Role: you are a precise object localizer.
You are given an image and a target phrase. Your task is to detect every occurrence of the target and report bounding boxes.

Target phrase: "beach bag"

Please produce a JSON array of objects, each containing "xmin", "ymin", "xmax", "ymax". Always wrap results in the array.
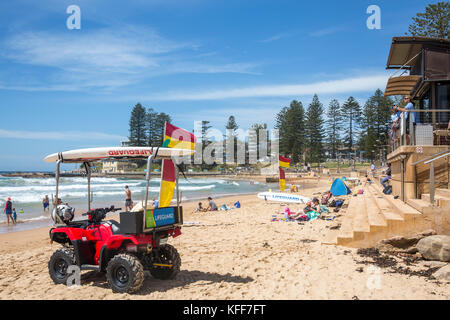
[
  {"xmin": 358, "ymin": 189, "xmax": 364, "ymax": 194},
  {"xmin": 335, "ymin": 200, "xmax": 344, "ymax": 207},
  {"xmin": 328, "ymin": 200, "xmax": 337, "ymax": 207},
  {"xmin": 383, "ymin": 185, "xmax": 392, "ymax": 195},
  {"xmin": 234, "ymin": 201, "xmax": 241, "ymax": 208}
]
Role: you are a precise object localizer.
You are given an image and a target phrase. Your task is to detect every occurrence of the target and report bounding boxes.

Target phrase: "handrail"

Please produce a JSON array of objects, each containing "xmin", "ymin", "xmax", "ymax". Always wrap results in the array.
[
  {"xmin": 399, "ymin": 109, "xmax": 450, "ymax": 112},
  {"xmin": 411, "ymin": 149, "xmax": 450, "ymax": 166},
  {"xmin": 412, "ymin": 150, "xmax": 450, "ymax": 205},
  {"xmin": 424, "ymin": 151, "xmax": 450, "ymax": 164}
]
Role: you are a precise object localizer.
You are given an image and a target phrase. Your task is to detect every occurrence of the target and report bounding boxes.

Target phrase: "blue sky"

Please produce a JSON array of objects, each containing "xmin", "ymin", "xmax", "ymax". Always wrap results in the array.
[{"xmin": 0, "ymin": 0, "xmax": 432, "ymax": 170}]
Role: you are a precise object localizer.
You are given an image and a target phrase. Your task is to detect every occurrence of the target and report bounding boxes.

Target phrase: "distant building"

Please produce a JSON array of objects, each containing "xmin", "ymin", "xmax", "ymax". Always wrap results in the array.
[
  {"xmin": 102, "ymin": 160, "xmax": 138, "ymax": 173},
  {"xmin": 121, "ymin": 140, "xmax": 131, "ymax": 147}
]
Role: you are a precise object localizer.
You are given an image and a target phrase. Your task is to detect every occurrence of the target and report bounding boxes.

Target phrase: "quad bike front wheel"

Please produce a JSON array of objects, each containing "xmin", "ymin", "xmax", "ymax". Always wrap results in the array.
[
  {"xmin": 48, "ymin": 247, "xmax": 76, "ymax": 285},
  {"xmin": 106, "ymin": 253, "xmax": 145, "ymax": 294},
  {"xmin": 147, "ymin": 244, "xmax": 181, "ymax": 280}
]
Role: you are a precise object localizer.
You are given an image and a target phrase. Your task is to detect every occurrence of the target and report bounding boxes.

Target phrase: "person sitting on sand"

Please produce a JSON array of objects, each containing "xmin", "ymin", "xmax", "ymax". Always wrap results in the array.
[{"xmin": 206, "ymin": 197, "xmax": 218, "ymax": 211}]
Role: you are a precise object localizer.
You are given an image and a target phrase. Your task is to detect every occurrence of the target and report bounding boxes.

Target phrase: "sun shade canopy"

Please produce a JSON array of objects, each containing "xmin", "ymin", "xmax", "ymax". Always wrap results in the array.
[
  {"xmin": 386, "ymin": 37, "xmax": 450, "ymax": 69},
  {"xmin": 384, "ymin": 75, "xmax": 422, "ymax": 97}
]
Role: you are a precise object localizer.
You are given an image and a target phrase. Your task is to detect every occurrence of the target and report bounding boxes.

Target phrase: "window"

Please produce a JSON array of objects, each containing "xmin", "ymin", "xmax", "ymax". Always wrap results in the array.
[{"xmin": 436, "ymin": 82, "xmax": 450, "ymax": 125}]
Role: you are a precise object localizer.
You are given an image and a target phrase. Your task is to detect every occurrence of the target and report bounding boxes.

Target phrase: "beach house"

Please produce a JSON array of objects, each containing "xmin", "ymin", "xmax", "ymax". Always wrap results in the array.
[
  {"xmin": 383, "ymin": 37, "xmax": 449, "ymax": 213},
  {"xmin": 324, "ymin": 37, "xmax": 449, "ymax": 247}
]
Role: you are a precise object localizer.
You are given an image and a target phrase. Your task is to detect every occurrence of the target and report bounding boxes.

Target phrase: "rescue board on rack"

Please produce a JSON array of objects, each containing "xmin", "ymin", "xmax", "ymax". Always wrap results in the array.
[{"xmin": 44, "ymin": 147, "xmax": 194, "ymax": 163}]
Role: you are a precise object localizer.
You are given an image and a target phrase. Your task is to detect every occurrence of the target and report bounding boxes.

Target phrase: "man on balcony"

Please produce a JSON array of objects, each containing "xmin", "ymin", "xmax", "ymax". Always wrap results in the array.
[{"xmin": 395, "ymin": 96, "xmax": 419, "ymax": 145}]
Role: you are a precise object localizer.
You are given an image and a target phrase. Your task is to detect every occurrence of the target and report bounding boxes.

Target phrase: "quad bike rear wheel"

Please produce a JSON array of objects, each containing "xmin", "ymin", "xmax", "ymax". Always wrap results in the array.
[
  {"xmin": 106, "ymin": 253, "xmax": 144, "ymax": 293},
  {"xmin": 48, "ymin": 247, "xmax": 76, "ymax": 285},
  {"xmin": 147, "ymin": 244, "xmax": 181, "ymax": 280}
]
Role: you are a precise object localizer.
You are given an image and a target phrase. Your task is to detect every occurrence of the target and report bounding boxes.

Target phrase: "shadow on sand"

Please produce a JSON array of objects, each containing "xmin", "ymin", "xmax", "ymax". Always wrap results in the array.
[{"xmin": 79, "ymin": 269, "xmax": 254, "ymax": 295}]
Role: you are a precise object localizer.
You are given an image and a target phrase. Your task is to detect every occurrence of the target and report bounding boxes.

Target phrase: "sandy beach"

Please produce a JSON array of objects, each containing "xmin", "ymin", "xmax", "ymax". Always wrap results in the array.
[{"xmin": 0, "ymin": 181, "xmax": 448, "ymax": 300}]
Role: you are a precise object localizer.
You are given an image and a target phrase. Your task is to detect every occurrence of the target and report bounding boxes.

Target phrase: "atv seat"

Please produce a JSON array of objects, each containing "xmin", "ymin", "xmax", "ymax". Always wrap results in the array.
[
  {"xmin": 105, "ymin": 220, "xmax": 121, "ymax": 235},
  {"xmin": 66, "ymin": 220, "xmax": 90, "ymax": 229}
]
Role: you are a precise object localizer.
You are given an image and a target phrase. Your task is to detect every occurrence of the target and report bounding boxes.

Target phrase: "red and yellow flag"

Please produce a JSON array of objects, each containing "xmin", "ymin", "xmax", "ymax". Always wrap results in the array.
[
  {"xmin": 162, "ymin": 122, "xmax": 196, "ymax": 150},
  {"xmin": 159, "ymin": 159, "xmax": 175, "ymax": 208},
  {"xmin": 279, "ymin": 167, "xmax": 286, "ymax": 191},
  {"xmin": 279, "ymin": 155, "xmax": 291, "ymax": 168}
]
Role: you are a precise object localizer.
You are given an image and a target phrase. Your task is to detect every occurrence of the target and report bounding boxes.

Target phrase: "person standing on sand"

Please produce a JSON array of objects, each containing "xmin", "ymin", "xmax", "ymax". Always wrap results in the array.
[
  {"xmin": 42, "ymin": 195, "xmax": 49, "ymax": 212},
  {"xmin": 3, "ymin": 197, "xmax": 14, "ymax": 224},
  {"xmin": 125, "ymin": 186, "xmax": 133, "ymax": 211}
]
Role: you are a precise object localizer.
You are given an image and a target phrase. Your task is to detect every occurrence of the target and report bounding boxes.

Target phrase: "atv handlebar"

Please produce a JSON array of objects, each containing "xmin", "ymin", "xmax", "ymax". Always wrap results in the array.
[{"xmin": 82, "ymin": 205, "xmax": 122, "ymax": 216}]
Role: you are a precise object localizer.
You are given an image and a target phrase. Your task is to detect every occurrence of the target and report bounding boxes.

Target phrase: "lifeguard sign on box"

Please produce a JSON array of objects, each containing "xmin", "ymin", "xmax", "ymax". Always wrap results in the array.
[
  {"xmin": 120, "ymin": 206, "xmax": 183, "ymax": 234},
  {"xmin": 146, "ymin": 207, "xmax": 175, "ymax": 228},
  {"xmin": 145, "ymin": 206, "xmax": 183, "ymax": 230}
]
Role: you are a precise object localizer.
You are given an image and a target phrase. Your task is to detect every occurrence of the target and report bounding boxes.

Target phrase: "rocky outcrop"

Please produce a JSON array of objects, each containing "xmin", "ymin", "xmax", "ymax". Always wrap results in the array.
[
  {"xmin": 432, "ymin": 264, "xmax": 450, "ymax": 281},
  {"xmin": 416, "ymin": 235, "xmax": 450, "ymax": 262},
  {"xmin": 375, "ymin": 230, "xmax": 437, "ymax": 253}
]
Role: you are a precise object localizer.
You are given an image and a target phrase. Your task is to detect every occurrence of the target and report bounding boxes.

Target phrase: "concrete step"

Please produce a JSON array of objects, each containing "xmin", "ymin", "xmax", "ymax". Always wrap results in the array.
[
  {"xmin": 436, "ymin": 188, "xmax": 450, "ymax": 198},
  {"xmin": 406, "ymin": 198, "xmax": 430, "ymax": 214},
  {"xmin": 421, "ymin": 193, "xmax": 450, "ymax": 207},
  {"xmin": 365, "ymin": 193, "xmax": 388, "ymax": 230},
  {"xmin": 336, "ymin": 198, "xmax": 356, "ymax": 245},
  {"xmin": 352, "ymin": 196, "xmax": 370, "ymax": 241},
  {"xmin": 367, "ymin": 184, "xmax": 418, "ymax": 218},
  {"xmin": 380, "ymin": 194, "xmax": 422, "ymax": 219},
  {"xmin": 368, "ymin": 186, "xmax": 404, "ymax": 221}
]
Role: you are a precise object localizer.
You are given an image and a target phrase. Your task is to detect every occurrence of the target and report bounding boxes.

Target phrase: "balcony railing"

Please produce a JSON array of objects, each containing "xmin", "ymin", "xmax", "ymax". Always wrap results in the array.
[{"xmin": 390, "ymin": 109, "xmax": 450, "ymax": 151}]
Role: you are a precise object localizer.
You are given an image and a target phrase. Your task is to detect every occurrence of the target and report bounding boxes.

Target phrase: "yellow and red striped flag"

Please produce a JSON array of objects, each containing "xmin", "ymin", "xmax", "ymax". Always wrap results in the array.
[
  {"xmin": 162, "ymin": 122, "xmax": 196, "ymax": 150},
  {"xmin": 159, "ymin": 159, "xmax": 175, "ymax": 208},
  {"xmin": 279, "ymin": 167, "xmax": 286, "ymax": 191},
  {"xmin": 279, "ymin": 155, "xmax": 291, "ymax": 168}
]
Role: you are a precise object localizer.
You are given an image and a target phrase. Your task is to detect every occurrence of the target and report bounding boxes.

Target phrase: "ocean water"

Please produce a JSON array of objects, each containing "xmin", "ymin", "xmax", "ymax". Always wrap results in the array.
[{"xmin": 0, "ymin": 175, "xmax": 270, "ymax": 234}]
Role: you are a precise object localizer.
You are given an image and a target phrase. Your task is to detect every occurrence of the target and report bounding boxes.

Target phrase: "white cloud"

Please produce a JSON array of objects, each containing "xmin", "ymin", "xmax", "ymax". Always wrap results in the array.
[
  {"xmin": 0, "ymin": 26, "xmax": 260, "ymax": 91},
  {"xmin": 0, "ymin": 129, "xmax": 126, "ymax": 141},
  {"xmin": 259, "ymin": 32, "xmax": 291, "ymax": 43},
  {"xmin": 143, "ymin": 74, "xmax": 389, "ymax": 101},
  {"xmin": 309, "ymin": 26, "xmax": 346, "ymax": 37}
]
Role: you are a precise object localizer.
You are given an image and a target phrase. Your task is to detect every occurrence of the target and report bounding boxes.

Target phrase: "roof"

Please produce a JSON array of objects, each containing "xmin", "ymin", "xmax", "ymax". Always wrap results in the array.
[
  {"xmin": 386, "ymin": 37, "xmax": 450, "ymax": 69},
  {"xmin": 384, "ymin": 75, "xmax": 422, "ymax": 97}
]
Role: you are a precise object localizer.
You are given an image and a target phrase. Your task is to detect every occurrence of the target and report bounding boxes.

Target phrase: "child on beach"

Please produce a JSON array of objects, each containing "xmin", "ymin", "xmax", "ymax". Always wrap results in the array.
[
  {"xmin": 12, "ymin": 208, "xmax": 17, "ymax": 223},
  {"xmin": 195, "ymin": 202, "xmax": 206, "ymax": 212}
]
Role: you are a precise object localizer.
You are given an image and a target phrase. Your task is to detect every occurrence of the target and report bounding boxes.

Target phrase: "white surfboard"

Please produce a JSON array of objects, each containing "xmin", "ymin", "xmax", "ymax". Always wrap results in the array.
[
  {"xmin": 44, "ymin": 147, "xmax": 194, "ymax": 163},
  {"xmin": 257, "ymin": 192, "xmax": 310, "ymax": 204}
]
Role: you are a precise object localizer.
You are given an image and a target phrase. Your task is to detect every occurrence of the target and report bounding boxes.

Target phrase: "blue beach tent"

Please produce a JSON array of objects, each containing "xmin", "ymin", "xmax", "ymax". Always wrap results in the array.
[{"xmin": 330, "ymin": 178, "xmax": 351, "ymax": 196}]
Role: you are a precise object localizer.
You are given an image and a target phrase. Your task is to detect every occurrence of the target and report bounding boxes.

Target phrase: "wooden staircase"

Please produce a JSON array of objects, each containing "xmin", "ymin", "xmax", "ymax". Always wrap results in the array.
[{"xmin": 322, "ymin": 182, "xmax": 428, "ymax": 248}]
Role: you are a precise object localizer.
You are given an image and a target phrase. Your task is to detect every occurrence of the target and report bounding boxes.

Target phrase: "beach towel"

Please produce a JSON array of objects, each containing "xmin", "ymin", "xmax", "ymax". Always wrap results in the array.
[
  {"xmin": 306, "ymin": 210, "xmax": 320, "ymax": 221},
  {"xmin": 319, "ymin": 205, "xmax": 329, "ymax": 213}
]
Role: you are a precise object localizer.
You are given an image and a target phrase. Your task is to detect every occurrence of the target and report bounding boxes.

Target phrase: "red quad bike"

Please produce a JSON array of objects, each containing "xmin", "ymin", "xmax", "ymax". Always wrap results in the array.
[{"xmin": 45, "ymin": 147, "xmax": 187, "ymax": 293}]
